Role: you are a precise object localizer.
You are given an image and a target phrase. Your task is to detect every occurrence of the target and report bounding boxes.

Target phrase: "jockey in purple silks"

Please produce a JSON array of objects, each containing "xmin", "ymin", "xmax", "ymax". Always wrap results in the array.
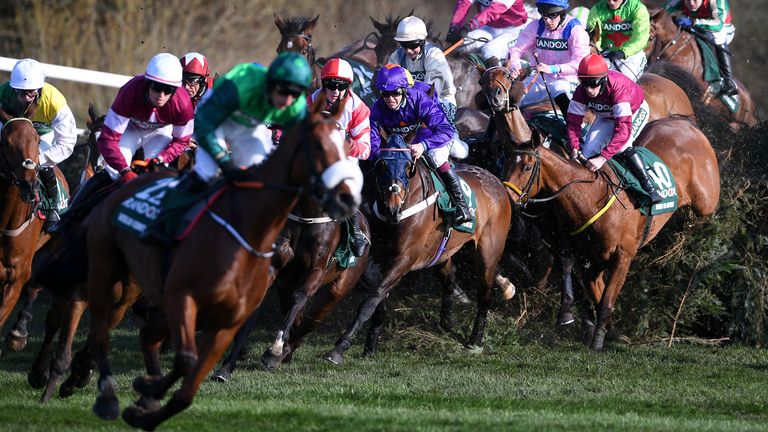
[{"xmin": 369, "ymin": 65, "xmax": 473, "ymax": 224}]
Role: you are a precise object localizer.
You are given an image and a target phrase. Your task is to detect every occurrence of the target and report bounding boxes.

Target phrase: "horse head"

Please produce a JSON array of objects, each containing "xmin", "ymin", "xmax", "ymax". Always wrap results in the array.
[
  {"xmin": 275, "ymin": 14, "xmax": 319, "ymax": 62},
  {"xmin": 477, "ymin": 64, "xmax": 533, "ymax": 145},
  {"xmin": 284, "ymin": 91, "xmax": 362, "ymax": 221},
  {"xmin": 374, "ymin": 128, "xmax": 418, "ymax": 223},
  {"xmin": 0, "ymin": 108, "xmax": 40, "ymax": 203},
  {"xmin": 646, "ymin": 8, "xmax": 678, "ymax": 61}
]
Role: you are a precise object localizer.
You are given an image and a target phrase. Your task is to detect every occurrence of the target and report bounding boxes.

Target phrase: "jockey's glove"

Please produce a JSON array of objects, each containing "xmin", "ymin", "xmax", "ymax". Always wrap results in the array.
[
  {"xmin": 119, "ymin": 170, "xmax": 138, "ymax": 184},
  {"xmin": 674, "ymin": 16, "xmax": 692, "ymax": 29},
  {"xmin": 446, "ymin": 25, "xmax": 469, "ymax": 45},
  {"xmin": 606, "ymin": 50, "xmax": 626, "ymax": 63}
]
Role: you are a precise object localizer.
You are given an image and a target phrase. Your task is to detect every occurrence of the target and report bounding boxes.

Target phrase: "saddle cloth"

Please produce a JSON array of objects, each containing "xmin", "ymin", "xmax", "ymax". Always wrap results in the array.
[{"xmin": 607, "ymin": 147, "xmax": 679, "ymax": 215}]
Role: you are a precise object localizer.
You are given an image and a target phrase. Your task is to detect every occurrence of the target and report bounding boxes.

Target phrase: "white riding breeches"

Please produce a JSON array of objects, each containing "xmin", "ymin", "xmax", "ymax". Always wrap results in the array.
[
  {"xmin": 607, "ymin": 50, "xmax": 647, "ymax": 82},
  {"xmin": 101, "ymin": 123, "xmax": 173, "ymax": 180},
  {"xmin": 193, "ymin": 118, "xmax": 274, "ymax": 181},
  {"xmin": 581, "ymin": 100, "xmax": 650, "ymax": 158}
]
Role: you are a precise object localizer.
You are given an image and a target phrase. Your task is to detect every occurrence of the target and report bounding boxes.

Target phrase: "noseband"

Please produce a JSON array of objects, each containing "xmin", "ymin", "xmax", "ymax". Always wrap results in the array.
[{"xmin": 482, "ymin": 66, "xmax": 518, "ymax": 113}]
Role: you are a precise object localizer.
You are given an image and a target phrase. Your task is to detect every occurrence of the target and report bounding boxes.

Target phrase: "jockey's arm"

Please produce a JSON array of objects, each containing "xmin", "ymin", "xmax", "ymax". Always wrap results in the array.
[
  {"xmin": 346, "ymin": 103, "xmax": 371, "ymax": 160},
  {"xmin": 157, "ymin": 121, "xmax": 194, "ymax": 164},
  {"xmin": 692, "ymin": 0, "xmax": 729, "ymax": 31},
  {"xmin": 621, "ymin": 5, "xmax": 651, "ymax": 57},
  {"xmin": 449, "ymin": 0, "xmax": 473, "ymax": 29},
  {"xmin": 419, "ymin": 95, "xmax": 454, "ymax": 151},
  {"xmin": 601, "ymin": 104, "xmax": 634, "ymax": 160},
  {"xmin": 194, "ymin": 80, "xmax": 240, "ymax": 165},
  {"xmin": 45, "ymin": 104, "xmax": 77, "ymax": 166},
  {"xmin": 565, "ymin": 99, "xmax": 586, "ymax": 152}
]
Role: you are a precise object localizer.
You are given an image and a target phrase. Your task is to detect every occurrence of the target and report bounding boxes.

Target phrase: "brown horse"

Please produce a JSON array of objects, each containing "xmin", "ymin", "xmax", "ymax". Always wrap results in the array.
[
  {"xmin": 275, "ymin": 14, "xmax": 321, "ymax": 90},
  {"xmin": 322, "ymin": 130, "xmax": 515, "ymax": 365},
  {"xmin": 76, "ymin": 94, "xmax": 361, "ymax": 429},
  {"xmin": 502, "ymin": 112, "xmax": 720, "ymax": 349},
  {"xmin": 210, "ymin": 201, "xmax": 372, "ymax": 380},
  {"xmin": 646, "ymin": 7, "xmax": 758, "ymax": 128}
]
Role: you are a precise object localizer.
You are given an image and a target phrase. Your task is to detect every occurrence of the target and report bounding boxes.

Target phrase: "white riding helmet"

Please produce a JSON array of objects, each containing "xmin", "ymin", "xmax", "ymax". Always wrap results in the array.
[
  {"xmin": 394, "ymin": 16, "xmax": 428, "ymax": 42},
  {"xmin": 144, "ymin": 53, "xmax": 183, "ymax": 87},
  {"xmin": 10, "ymin": 58, "xmax": 46, "ymax": 90}
]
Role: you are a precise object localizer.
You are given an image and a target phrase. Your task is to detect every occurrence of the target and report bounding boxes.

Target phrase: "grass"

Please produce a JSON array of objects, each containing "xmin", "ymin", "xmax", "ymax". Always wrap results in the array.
[{"xmin": 1, "ymin": 295, "xmax": 767, "ymax": 432}]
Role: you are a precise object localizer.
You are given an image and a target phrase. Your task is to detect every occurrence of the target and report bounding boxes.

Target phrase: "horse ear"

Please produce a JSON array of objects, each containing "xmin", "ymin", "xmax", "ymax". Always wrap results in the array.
[
  {"xmin": 378, "ymin": 125, "xmax": 389, "ymax": 142},
  {"xmin": 0, "ymin": 108, "xmax": 11, "ymax": 124},
  {"xmin": 376, "ymin": 159, "xmax": 388, "ymax": 175},
  {"xmin": 88, "ymin": 103, "xmax": 98, "ymax": 126},
  {"xmin": 371, "ymin": 17, "xmax": 387, "ymax": 34},
  {"xmin": 310, "ymin": 91, "xmax": 327, "ymax": 117},
  {"xmin": 405, "ymin": 161, "xmax": 415, "ymax": 177},
  {"xmin": 274, "ymin": 13, "xmax": 286, "ymax": 33},
  {"xmin": 305, "ymin": 14, "xmax": 320, "ymax": 34},
  {"xmin": 404, "ymin": 128, "xmax": 418, "ymax": 144}
]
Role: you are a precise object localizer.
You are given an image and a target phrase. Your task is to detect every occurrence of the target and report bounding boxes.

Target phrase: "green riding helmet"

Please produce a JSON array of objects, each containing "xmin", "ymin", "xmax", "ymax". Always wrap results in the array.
[{"xmin": 268, "ymin": 52, "xmax": 313, "ymax": 89}]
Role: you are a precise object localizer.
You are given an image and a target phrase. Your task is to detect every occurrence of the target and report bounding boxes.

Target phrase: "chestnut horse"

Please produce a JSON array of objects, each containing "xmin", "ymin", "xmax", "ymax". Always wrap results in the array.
[
  {"xmin": 77, "ymin": 94, "xmax": 361, "ymax": 430},
  {"xmin": 322, "ymin": 131, "xmax": 515, "ymax": 365},
  {"xmin": 210, "ymin": 202, "xmax": 372, "ymax": 380},
  {"xmin": 502, "ymin": 111, "xmax": 720, "ymax": 349},
  {"xmin": 0, "ymin": 112, "xmax": 69, "ymax": 356},
  {"xmin": 646, "ymin": 7, "xmax": 758, "ymax": 128}
]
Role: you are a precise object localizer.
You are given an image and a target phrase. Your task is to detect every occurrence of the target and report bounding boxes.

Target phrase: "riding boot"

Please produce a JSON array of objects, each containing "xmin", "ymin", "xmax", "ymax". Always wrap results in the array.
[
  {"xmin": 38, "ymin": 166, "xmax": 60, "ymax": 232},
  {"xmin": 439, "ymin": 166, "xmax": 474, "ymax": 224},
  {"xmin": 349, "ymin": 212, "xmax": 369, "ymax": 257},
  {"xmin": 49, "ymin": 170, "xmax": 113, "ymax": 234},
  {"xmin": 616, "ymin": 147, "xmax": 663, "ymax": 204},
  {"xmin": 715, "ymin": 44, "xmax": 738, "ymax": 96},
  {"xmin": 554, "ymin": 93, "xmax": 570, "ymax": 118}
]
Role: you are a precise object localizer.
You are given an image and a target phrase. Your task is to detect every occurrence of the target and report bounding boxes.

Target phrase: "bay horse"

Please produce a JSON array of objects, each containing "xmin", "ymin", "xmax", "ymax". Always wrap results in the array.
[
  {"xmin": 78, "ymin": 93, "xmax": 362, "ymax": 430},
  {"xmin": 322, "ymin": 130, "xmax": 515, "ymax": 365},
  {"xmin": 275, "ymin": 14, "xmax": 321, "ymax": 90},
  {"xmin": 210, "ymin": 201, "xmax": 371, "ymax": 380},
  {"xmin": 499, "ymin": 105, "xmax": 720, "ymax": 349},
  {"xmin": 646, "ymin": 7, "xmax": 758, "ymax": 128}
]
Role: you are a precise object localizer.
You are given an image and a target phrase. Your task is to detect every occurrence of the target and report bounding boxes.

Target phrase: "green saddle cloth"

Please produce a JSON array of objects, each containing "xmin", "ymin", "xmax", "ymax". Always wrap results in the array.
[
  {"xmin": 529, "ymin": 112, "xmax": 570, "ymax": 149},
  {"xmin": 607, "ymin": 147, "xmax": 678, "ymax": 216},
  {"xmin": 39, "ymin": 177, "xmax": 70, "ymax": 215},
  {"xmin": 331, "ymin": 219, "xmax": 358, "ymax": 270},
  {"xmin": 111, "ymin": 177, "xmax": 213, "ymax": 238},
  {"xmin": 429, "ymin": 170, "xmax": 478, "ymax": 234}
]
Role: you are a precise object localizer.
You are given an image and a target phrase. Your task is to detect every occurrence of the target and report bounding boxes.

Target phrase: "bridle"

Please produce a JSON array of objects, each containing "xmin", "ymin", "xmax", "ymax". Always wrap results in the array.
[
  {"xmin": 647, "ymin": 22, "xmax": 695, "ymax": 64},
  {"xmin": 481, "ymin": 66, "xmax": 517, "ymax": 113},
  {"xmin": 0, "ymin": 117, "xmax": 39, "ymax": 191}
]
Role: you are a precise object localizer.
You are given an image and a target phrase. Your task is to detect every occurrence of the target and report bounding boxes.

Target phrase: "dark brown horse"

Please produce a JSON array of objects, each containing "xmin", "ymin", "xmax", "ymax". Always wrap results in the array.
[
  {"xmin": 77, "ymin": 93, "xmax": 361, "ymax": 430},
  {"xmin": 275, "ymin": 14, "xmax": 321, "ymax": 90},
  {"xmin": 322, "ymin": 130, "xmax": 514, "ymax": 365},
  {"xmin": 646, "ymin": 7, "xmax": 758, "ymax": 128},
  {"xmin": 210, "ymin": 201, "xmax": 372, "ymax": 380},
  {"xmin": 502, "ymin": 113, "xmax": 720, "ymax": 349}
]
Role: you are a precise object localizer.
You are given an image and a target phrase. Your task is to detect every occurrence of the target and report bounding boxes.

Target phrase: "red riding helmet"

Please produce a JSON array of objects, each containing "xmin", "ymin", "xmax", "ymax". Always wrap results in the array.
[
  {"xmin": 577, "ymin": 54, "xmax": 609, "ymax": 79},
  {"xmin": 180, "ymin": 52, "xmax": 210, "ymax": 78},
  {"xmin": 321, "ymin": 58, "xmax": 354, "ymax": 83}
]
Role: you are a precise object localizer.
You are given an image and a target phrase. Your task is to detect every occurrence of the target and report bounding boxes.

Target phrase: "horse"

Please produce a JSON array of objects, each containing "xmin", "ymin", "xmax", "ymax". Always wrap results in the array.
[
  {"xmin": 646, "ymin": 7, "xmax": 758, "ymax": 128},
  {"xmin": 71, "ymin": 93, "xmax": 361, "ymax": 430},
  {"xmin": 275, "ymin": 14, "xmax": 321, "ymax": 90},
  {"xmin": 0, "ymin": 109, "xmax": 70, "ymax": 357},
  {"xmin": 210, "ymin": 201, "xmax": 372, "ymax": 380},
  {"xmin": 492, "ymin": 71, "xmax": 721, "ymax": 349},
  {"xmin": 322, "ymin": 130, "xmax": 515, "ymax": 365}
]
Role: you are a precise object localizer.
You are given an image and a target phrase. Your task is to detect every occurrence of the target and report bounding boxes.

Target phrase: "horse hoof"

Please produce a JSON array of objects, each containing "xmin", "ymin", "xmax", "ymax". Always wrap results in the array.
[
  {"xmin": 558, "ymin": 312, "xmax": 575, "ymax": 326},
  {"xmin": 260, "ymin": 350, "xmax": 282, "ymax": 370},
  {"xmin": 5, "ymin": 332, "xmax": 28, "ymax": 352},
  {"xmin": 93, "ymin": 394, "xmax": 120, "ymax": 420},
  {"xmin": 322, "ymin": 350, "xmax": 344, "ymax": 365},
  {"xmin": 210, "ymin": 368, "xmax": 232, "ymax": 383},
  {"xmin": 123, "ymin": 405, "xmax": 156, "ymax": 431},
  {"xmin": 591, "ymin": 328, "xmax": 607, "ymax": 351},
  {"xmin": 73, "ymin": 370, "xmax": 93, "ymax": 389},
  {"xmin": 27, "ymin": 370, "xmax": 49, "ymax": 390}
]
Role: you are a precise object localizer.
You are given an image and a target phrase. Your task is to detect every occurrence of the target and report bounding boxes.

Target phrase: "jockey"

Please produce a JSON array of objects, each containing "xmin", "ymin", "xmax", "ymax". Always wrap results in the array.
[
  {"xmin": 309, "ymin": 58, "xmax": 371, "ymax": 256},
  {"xmin": 188, "ymin": 51, "xmax": 312, "ymax": 187},
  {"xmin": 586, "ymin": 0, "xmax": 650, "ymax": 82},
  {"xmin": 507, "ymin": 0, "xmax": 590, "ymax": 116},
  {"xmin": 665, "ymin": 0, "xmax": 737, "ymax": 96},
  {"xmin": 369, "ymin": 65, "xmax": 473, "ymax": 224},
  {"xmin": 180, "ymin": 52, "xmax": 213, "ymax": 108},
  {"xmin": 446, "ymin": 0, "xmax": 530, "ymax": 66},
  {"xmin": 387, "ymin": 17, "xmax": 469, "ymax": 159},
  {"xmin": 97, "ymin": 52, "xmax": 194, "ymax": 183},
  {"xmin": 566, "ymin": 54, "xmax": 662, "ymax": 203},
  {"xmin": 0, "ymin": 58, "xmax": 77, "ymax": 231}
]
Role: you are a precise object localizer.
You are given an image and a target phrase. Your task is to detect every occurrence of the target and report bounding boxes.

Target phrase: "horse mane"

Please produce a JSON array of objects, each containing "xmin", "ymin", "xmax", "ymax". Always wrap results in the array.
[{"xmin": 0, "ymin": 101, "xmax": 38, "ymax": 124}]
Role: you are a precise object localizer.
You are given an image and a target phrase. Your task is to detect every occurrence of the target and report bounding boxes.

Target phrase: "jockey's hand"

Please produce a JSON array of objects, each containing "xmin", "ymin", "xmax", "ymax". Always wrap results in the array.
[
  {"xmin": 675, "ymin": 16, "xmax": 693, "ymax": 29},
  {"xmin": 535, "ymin": 63, "xmax": 554, "ymax": 75},
  {"xmin": 409, "ymin": 142, "xmax": 426, "ymax": 160},
  {"xmin": 446, "ymin": 25, "xmax": 468, "ymax": 45},
  {"xmin": 508, "ymin": 66, "xmax": 521, "ymax": 79},
  {"xmin": 220, "ymin": 160, "xmax": 249, "ymax": 182},
  {"xmin": 570, "ymin": 148, "xmax": 580, "ymax": 162},
  {"xmin": 606, "ymin": 50, "xmax": 625, "ymax": 63},
  {"xmin": 119, "ymin": 170, "xmax": 138, "ymax": 184},
  {"xmin": 145, "ymin": 157, "xmax": 167, "ymax": 169},
  {"xmin": 586, "ymin": 155, "xmax": 607, "ymax": 172}
]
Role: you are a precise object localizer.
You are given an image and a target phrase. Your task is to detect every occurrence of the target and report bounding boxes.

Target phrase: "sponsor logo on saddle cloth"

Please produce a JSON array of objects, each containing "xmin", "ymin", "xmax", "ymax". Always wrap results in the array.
[
  {"xmin": 608, "ymin": 147, "xmax": 679, "ymax": 215},
  {"xmin": 430, "ymin": 170, "xmax": 477, "ymax": 233},
  {"xmin": 111, "ymin": 177, "xmax": 177, "ymax": 235}
]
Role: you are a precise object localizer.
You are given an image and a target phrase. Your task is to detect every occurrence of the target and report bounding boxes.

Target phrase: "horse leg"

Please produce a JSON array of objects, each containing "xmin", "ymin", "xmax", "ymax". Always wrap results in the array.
[
  {"xmin": 323, "ymin": 259, "xmax": 411, "ymax": 365},
  {"xmin": 6, "ymin": 284, "xmax": 42, "ymax": 352},
  {"xmin": 590, "ymin": 253, "xmax": 632, "ymax": 351},
  {"xmin": 363, "ymin": 301, "xmax": 387, "ymax": 356},
  {"xmin": 210, "ymin": 308, "xmax": 261, "ymax": 382},
  {"xmin": 438, "ymin": 260, "xmax": 458, "ymax": 332},
  {"xmin": 558, "ymin": 250, "xmax": 576, "ymax": 326},
  {"xmin": 124, "ymin": 325, "xmax": 239, "ymax": 431},
  {"xmin": 40, "ymin": 297, "xmax": 87, "ymax": 402},
  {"xmin": 0, "ymin": 279, "xmax": 27, "ymax": 357},
  {"xmin": 467, "ymin": 242, "xmax": 502, "ymax": 348},
  {"xmin": 261, "ymin": 269, "xmax": 325, "ymax": 369},
  {"xmin": 27, "ymin": 298, "xmax": 63, "ymax": 389}
]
